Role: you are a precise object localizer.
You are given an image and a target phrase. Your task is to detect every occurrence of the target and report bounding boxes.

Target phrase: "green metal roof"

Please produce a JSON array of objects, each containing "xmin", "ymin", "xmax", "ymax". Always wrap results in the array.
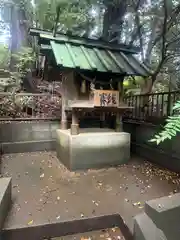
[
  {"xmin": 29, "ymin": 28, "xmax": 151, "ymax": 76},
  {"xmin": 50, "ymin": 41, "xmax": 150, "ymax": 76}
]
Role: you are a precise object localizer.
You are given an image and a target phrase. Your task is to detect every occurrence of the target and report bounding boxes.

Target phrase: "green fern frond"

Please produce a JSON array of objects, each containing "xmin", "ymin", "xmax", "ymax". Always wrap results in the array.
[{"xmin": 149, "ymin": 101, "xmax": 180, "ymax": 145}]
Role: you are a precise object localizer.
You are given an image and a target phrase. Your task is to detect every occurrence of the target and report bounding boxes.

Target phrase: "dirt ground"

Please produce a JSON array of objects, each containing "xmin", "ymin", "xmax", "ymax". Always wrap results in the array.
[{"xmin": 1, "ymin": 151, "xmax": 180, "ymax": 233}]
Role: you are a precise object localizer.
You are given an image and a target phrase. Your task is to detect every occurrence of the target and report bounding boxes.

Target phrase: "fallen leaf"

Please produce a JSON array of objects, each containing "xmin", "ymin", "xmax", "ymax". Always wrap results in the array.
[
  {"xmin": 111, "ymin": 227, "xmax": 118, "ymax": 232},
  {"xmin": 40, "ymin": 173, "xmax": 44, "ymax": 178},
  {"xmin": 133, "ymin": 203, "xmax": 138, "ymax": 206},
  {"xmin": 28, "ymin": 220, "xmax": 33, "ymax": 225},
  {"xmin": 124, "ymin": 186, "xmax": 128, "ymax": 191}
]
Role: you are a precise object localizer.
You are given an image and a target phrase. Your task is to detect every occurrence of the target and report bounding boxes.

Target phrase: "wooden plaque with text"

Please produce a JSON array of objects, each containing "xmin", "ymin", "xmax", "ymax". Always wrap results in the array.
[{"xmin": 93, "ymin": 90, "xmax": 119, "ymax": 107}]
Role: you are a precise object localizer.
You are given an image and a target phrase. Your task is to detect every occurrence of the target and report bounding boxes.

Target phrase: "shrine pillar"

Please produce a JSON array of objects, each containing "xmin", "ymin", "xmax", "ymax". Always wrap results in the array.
[
  {"xmin": 71, "ymin": 109, "xmax": 79, "ymax": 135},
  {"xmin": 61, "ymin": 98, "xmax": 68, "ymax": 129},
  {"xmin": 100, "ymin": 112, "xmax": 105, "ymax": 128},
  {"xmin": 42, "ymin": 56, "xmax": 48, "ymax": 81},
  {"xmin": 116, "ymin": 80, "xmax": 124, "ymax": 132},
  {"xmin": 60, "ymin": 70, "xmax": 78, "ymax": 130},
  {"xmin": 116, "ymin": 112, "xmax": 123, "ymax": 132}
]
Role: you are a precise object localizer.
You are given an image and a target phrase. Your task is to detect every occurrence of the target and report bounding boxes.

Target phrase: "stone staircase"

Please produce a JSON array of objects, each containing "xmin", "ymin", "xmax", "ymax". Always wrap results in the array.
[{"xmin": 134, "ymin": 193, "xmax": 180, "ymax": 240}]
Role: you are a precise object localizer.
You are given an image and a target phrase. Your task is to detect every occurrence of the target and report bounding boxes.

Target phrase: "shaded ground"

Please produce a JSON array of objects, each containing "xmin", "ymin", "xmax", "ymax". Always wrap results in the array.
[{"xmin": 1, "ymin": 152, "xmax": 180, "ymax": 233}]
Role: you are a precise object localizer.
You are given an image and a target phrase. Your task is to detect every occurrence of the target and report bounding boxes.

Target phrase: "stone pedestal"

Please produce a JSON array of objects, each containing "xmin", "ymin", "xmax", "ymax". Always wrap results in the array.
[
  {"xmin": 133, "ymin": 193, "xmax": 180, "ymax": 240},
  {"xmin": 56, "ymin": 128, "xmax": 130, "ymax": 171}
]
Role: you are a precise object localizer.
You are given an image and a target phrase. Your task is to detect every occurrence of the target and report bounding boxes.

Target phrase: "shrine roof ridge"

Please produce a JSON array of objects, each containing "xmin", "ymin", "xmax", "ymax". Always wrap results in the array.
[{"xmin": 29, "ymin": 28, "xmax": 139, "ymax": 54}]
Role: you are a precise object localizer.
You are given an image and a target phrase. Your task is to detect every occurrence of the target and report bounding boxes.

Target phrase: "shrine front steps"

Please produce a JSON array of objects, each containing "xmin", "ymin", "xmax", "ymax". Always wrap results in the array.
[
  {"xmin": 133, "ymin": 193, "xmax": 180, "ymax": 240},
  {"xmin": 0, "ymin": 178, "xmax": 12, "ymax": 238}
]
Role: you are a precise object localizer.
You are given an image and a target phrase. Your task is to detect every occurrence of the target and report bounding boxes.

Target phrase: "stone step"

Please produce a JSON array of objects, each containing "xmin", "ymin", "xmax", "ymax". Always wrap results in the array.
[
  {"xmin": 0, "ymin": 178, "xmax": 12, "ymax": 230},
  {"xmin": 133, "ymin": 213, "xmax": 166, "ymax": 240},
  {"xmin": 145, "ymin": 193, "xmax": 180, "ymax": 228}
]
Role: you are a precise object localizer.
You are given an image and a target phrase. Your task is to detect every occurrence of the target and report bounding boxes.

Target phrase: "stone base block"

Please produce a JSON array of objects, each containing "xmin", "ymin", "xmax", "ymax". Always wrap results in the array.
[
  {"xmin": 133, "ymin": 193, "xmax": 180, "ymax": 240},
  {"xmin": 145, "ymin": 193, "xmax": 180, "ymax": 239},
  {"xmin": 134, "ymin": 213, "xmax": 166, "ymax": 240},
  {"xmin": 0, "ymin": 178, "xmax": 12, "ymax": 230},
  {"xmin": 145, "ymin": 193, "xmax": 180, "ymax": 226},
  {"xmin": 56, "ymin": 128, "xmax": 130, "ymax": 171}
]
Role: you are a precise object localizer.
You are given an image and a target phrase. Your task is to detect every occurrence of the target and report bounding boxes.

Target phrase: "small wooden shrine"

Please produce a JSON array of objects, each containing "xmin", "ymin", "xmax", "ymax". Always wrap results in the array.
[
  {"xmin": 30, "ymin": 28, "xmax": 149, "ymax": 132},
  {"xmin": 30, "ymin": 27, "xmax": 149, "ymax": 170}
]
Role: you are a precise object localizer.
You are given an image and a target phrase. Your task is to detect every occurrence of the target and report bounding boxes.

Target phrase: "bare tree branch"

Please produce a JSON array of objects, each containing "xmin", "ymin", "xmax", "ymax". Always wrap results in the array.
[
  {"xmin": 151, "ymin": 0, "xmax": 168, "ymax": 82},
  {"xmin": 128, "ymin": 0, "xmax": 144, "ymax": 60},
  {"xmin": 144, "ymin": 2, "xmax": 180, "ymax": 67}
]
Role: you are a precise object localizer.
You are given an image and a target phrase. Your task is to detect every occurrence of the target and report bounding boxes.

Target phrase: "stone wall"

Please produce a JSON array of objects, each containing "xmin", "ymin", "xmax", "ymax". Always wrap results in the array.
[
  {"xmin": 0, "ymin": 117, "xmax": 113, "ymax": 154},
  {"xmin": 0, "ymin": 121, "xmax": 60, "ymax": 153},
  {"xmin": 123, "ymin": 121, "xmax": 180, "ymax": 172}
]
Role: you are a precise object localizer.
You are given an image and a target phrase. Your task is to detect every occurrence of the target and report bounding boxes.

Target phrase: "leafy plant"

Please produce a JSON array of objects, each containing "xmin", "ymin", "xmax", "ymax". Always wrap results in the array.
[
  {"xmin": 12, "ymin": 47, "xmax": 35, "ymax": 77},
  {"xmin": 150, "ymin": 100, "xmax": 180, "ymax": 145},
  {"xmin": 0, "ymin": 44, "xmax": 10, "ymax": 69},
  {"xmin": 10, "ymin": 47, "xmax": 35, "ymax": 86}
]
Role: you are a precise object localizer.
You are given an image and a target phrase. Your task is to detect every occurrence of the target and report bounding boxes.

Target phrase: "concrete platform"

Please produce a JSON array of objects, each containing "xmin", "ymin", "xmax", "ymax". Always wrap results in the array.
[{"xmin": 56, "ymin": 128, "xmax": 130, "ymax": 170}]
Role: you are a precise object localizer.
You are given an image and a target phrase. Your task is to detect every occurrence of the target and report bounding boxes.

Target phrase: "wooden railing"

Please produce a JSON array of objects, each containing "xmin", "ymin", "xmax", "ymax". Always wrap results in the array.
[
  {"xmin": 1, "ymin": 91, "xmax": 179, "ymax": 124},
  {"xmin": 123, "ymin": 91, "xmax": 180, "ymax": 124},
  {"xmin": 0, "ymin": 92, "xmax": 61, "ymax": 120}
]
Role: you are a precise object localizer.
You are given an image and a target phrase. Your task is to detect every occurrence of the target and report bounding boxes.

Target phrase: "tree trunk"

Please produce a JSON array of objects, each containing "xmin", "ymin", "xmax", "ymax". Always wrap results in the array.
[
  {"xmin": 102, "ymin": 1, "xmax": 126, "ymax": 42},
  {"xmin": 140, "ymin": 77, "xmax": 153, "ymax": 94},
  {"xmin": 10, "ymin": 5, "xmax": 19, "ymax": 71},
  {"xmin": 10, "ymin": 5, "xmax": 29, "ymax": 71}
]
